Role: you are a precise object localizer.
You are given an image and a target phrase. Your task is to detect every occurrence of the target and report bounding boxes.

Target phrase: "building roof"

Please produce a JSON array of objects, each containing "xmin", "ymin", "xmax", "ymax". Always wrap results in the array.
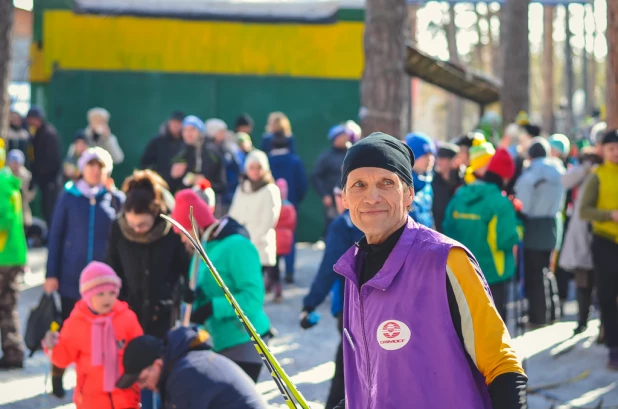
[{"xmin": 405, "ymin": 43, "xmax": 501, "ymax": 106}]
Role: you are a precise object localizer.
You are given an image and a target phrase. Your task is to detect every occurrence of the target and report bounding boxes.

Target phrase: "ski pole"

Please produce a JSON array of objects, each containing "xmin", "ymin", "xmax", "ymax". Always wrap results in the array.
[
  {"xmin": 161, "ymin": 209, "xmax": 310, "ymax": 409},
  {"xmin": 43, "ymin": 321, "xmax": 60, "ymax": 394}
]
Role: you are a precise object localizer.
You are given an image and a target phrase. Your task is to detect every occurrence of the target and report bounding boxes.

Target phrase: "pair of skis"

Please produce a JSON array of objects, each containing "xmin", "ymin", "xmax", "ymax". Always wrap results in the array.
[{"xmin": 162, "ymin": 210, "xmax": 310, "ymax": 409}]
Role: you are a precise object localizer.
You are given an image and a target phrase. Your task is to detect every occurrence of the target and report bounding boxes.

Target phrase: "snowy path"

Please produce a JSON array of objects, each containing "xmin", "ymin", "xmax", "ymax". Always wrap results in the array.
[{"xmin": 0, "ymin": 247, "xmax": 616, "ymax": 409}]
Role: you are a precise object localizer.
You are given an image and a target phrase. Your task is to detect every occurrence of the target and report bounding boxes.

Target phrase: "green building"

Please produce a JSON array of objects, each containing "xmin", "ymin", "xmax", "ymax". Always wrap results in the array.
[{"xmin": 31, "ymin": 0, "xmax": 366, "ymax": 241}]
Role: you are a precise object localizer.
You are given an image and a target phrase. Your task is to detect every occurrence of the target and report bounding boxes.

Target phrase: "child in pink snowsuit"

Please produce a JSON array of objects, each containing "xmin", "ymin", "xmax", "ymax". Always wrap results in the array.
[{"xmin": 43, "ymin": 262, "xmax": 143, "ymax": 409}]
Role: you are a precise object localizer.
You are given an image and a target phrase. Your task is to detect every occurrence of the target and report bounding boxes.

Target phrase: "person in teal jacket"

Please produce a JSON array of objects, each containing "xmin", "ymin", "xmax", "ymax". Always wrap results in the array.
[
  {"xmin": 171, "ymin": 189, "xmax": 271, "ymax": 383},
  {"xmin": 443, "ymin": 148, "xmax": 520, "ymax": 322},
  {"xmin": 0, "ymin": 139, "xmax": 28, "ymax": 368}
]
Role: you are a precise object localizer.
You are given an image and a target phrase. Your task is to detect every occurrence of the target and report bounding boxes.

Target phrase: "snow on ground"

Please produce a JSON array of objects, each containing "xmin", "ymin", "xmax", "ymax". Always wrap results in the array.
[{"xmin": 0, "ymin": 246, "xmax": 616, "ymax": 409}]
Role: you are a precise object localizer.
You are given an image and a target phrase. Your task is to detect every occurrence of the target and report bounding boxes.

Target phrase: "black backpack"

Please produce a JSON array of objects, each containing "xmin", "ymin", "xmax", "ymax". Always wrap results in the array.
[{"xmin": 24, "ymin": 293, "xmax": 62, "ymax": 357}]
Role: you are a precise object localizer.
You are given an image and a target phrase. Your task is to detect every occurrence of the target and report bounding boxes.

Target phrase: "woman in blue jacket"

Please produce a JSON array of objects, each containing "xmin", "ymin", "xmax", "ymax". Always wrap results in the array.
[{"xmin": 43, "ymin": 147, "xmax": 124, "ymax": 398}]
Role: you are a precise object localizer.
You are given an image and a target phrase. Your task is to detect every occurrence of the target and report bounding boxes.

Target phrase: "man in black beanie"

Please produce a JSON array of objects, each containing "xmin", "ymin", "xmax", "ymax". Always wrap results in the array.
[
  {"xmin": 141, "ymin": 111, "xmax": 187, "ymax": 192},
  {"xmin": 333, "ymin": 132, "xmax": 526, "ymax": 409},
  {"xmin": 235, "ymin": 114, "xmax": 254, "ymax": 135},
  {"xmin": 432, "ymin": 142, "xmax": 464, "ymax": 233}
]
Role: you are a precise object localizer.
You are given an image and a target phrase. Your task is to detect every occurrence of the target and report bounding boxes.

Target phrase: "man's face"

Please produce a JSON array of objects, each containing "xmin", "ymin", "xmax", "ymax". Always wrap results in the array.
[
  {"xmin": 182, "ymin": 126, "xmax": 200, "ymax": 146},
  {"xmin": 457, "ymin": 147, "xmax": 470, "ymax": 167},
  {"xmin": 74, "ymin": 140, "xmax": 88, "ymax": 156},
  {"xmin": 435, "ymin": 157, "xmax": 452, "ymax": 174},
  {"xmin": 333, "ymin": 133, "xmax": 350, "ymax": 149},
  {"xmin": 137, "ymin": 360, "xmax": 163, "ymax": 391},
  {"xmin": 9, "ymin": 112, "xmax": 22, "ymax": 127},
  {"xmin": 26, "ymin": 116, "xmax": 41, "ymax": 130},
  {"xmin": 237, "ymin": 124, "xmax": 253, "ymax": 134},
  {"xmin": 413, "ymin": 153, "xmax": 435, "ymax": 174},
  {"xmin": 342, "ymin": 167, "xmax": 413, "ymax": 244},
  {"xmin": 168, "ymin": 119, "xmax": 182, "ymax": 137},
  {"xmin": 603, "ymin": 142, "xmax": 618, "ymax": 164}
]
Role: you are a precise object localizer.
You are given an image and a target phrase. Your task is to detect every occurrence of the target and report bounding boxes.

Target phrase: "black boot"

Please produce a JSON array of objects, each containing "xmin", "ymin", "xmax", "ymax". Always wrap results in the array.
[
  {"xmin": 51, "ymin": 376, "xmax": 65, "ymax": 398},
  {"xmin": 574, "ymin": 287, "xmax": 592, "ymax": 336},
  {"xmin": 51, "ymin": 364, "xmax": 66, "ymax": 398}
]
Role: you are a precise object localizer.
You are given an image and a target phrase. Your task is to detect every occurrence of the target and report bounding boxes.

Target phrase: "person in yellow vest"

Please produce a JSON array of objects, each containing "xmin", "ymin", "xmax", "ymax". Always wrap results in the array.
[{"xmin": 580, "ymin": 129, "xmax": 618, "ymax": 370}]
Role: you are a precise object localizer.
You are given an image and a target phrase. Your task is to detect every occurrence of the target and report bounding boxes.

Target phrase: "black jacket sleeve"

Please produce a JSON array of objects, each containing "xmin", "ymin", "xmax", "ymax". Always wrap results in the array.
[
  {"xmin": 311, "ymin": 152, "xmax": 330, "ymax": 198},
  {"xmin": 36, "ymin": 127, "xmax": 62, "ymax": 181},
  {"xmin": 140, "ymin": 137, "xmax": 159, "ymax": 169},
  {"xmin": 333, "ymin": 398, "xmax": 345, "ymax": 409},
  {"xmin": 488, "ymin": 372, "xmax": 528, "ymax": 409}
]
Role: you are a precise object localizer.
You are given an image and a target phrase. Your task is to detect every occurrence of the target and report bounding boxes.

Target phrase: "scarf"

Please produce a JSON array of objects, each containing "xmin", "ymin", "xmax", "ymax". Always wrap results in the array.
[
  {"xmin": 76, "ymin": 179, "xmax": 104, "ymax": 199},
  {"xmin": 412, "ymin": 171, "xmax": 432, "ymax": 192},
  {"xmin": 242, "ymin": 177, "xmax": 270, "ymax": 193},
  {"xmin": 118, "ymin": 214, "xmax": 171, "ymax": 244},
  {"xmin": 91, "ymin": 315, "xmax": 118, "ymax": 392}
]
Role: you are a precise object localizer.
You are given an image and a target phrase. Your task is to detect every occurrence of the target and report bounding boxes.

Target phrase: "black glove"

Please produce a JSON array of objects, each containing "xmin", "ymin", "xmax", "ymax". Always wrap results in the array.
[
  {"xmin": 190, "ymin": 302, "xmax": 213, "ymax": 324},
  {"xmin": 299, "ymin": 307, "xmax": 318, "ymax": 330}
]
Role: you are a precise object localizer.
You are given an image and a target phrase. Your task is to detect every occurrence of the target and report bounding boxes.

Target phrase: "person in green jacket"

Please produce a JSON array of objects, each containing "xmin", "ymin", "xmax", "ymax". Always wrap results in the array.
[
  {"xmin": 0, "ymin": 139, "xmax": 28, "ymax": 368},
  {"xmin": 171, "ymin": 189, "xmax": 271, "ymax": 383},
  {"xmin": 443, "ymin": 148, "xmax": 520, "ymax": 323}
]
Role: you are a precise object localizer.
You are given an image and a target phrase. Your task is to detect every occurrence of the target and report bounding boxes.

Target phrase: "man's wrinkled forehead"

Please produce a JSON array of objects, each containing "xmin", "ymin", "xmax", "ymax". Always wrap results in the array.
[{"xmin": 345, "ymin": 167, "xmax": 406, "ymax": 186}]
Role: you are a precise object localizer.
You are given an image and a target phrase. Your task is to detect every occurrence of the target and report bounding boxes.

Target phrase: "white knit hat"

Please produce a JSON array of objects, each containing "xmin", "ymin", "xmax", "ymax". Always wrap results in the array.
[
  {"xmin": 245, "ymin": 149, "xmax": 270, "ymax": 172},
  {"xmin": 204, "ymin": 118, "xmax": 227, "ymax": 138}
]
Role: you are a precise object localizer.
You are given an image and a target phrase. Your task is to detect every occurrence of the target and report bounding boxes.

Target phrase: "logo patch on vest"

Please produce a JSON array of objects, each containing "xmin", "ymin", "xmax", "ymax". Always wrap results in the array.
[{"xmin": 376, "ymin": 320, "xmax": 410, "ymax": 350}]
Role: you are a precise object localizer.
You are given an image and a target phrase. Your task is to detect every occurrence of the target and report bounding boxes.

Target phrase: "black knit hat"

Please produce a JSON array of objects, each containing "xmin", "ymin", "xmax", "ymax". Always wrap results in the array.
[
  {"xmin": 116, "ymin": 335, "xmax": 163, "ymax": 389},
  {"xmin": 341, "ymin": 132, "xmax": 415, "ymax": 188},
  {"xmin": 528, "ymin": 137, "xmax": 550, "ymax": 159},
  {"xmin": 235, "ymin": 114, "xmax": 254, "ymax": 129},
  {"xmin": 523, "ymin": 124, "xmax": 541, "ymax": 137},
  {"xmin": 601, "ymin": 129, "xmax": 618, "ymax": 145},
  {"xmin": 170, "ymin": 111, "xmax": 186, "ymax": 122},
  {"xmin": 437, "ymin": 142, "xmax": 459, "ymax": 159}
]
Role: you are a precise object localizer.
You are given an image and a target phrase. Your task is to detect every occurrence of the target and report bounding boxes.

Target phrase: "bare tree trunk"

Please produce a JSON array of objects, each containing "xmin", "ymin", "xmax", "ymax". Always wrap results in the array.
[
  {"xmin": 496, "ymin": 6, "xmax": 508, "ymax": 83},
  {"xmin": 564, "ymin": 5, "xmax": 575, "ymax": 135},
  {"xmin": 446, "ymin": 5, "xmax": 463, "ymax": 138},
  {"xmin": 0, "ymin": 0, "xmax": 15, "ymax": 141},
  {"xmin": 501, "ymin": 0, "xmax": 531, "ymax": 125},
  {"xmin": 582, "ymin": 4, "xmax": 591, "ymax": 116},
  {"xmin": 474, "ymin": 6, "xmax": 485, "ymax": 70},
  {"xmin": 542, "ymin": 6, "xmax": 555, "ymax": 134},
  {"xmin": 607, "ymin": 0, "xmax": 618, "ymax": 129},
  {"xmin": 361, "ymin": 0, "xmax": 407, "ymax": 137},
  {"xmin": 487, "ymin": 8, "xmax": 497, "ymax": 76}
]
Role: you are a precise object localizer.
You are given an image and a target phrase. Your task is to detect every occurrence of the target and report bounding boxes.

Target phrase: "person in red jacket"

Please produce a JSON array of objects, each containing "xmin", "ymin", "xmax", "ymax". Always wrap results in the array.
[
  {"xmin": 43, "ymin": 261, "xmax": 143, "ymax": 409},
  {"xmin": 275, "ymin": 179, "xmax": 297, "ymax": 296}
]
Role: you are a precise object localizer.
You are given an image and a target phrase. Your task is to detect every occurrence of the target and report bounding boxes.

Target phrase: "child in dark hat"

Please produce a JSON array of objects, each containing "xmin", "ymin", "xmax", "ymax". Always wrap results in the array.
[{"xmin": 63, "ymin": 130, "xmax": 90, "ymax": 181}]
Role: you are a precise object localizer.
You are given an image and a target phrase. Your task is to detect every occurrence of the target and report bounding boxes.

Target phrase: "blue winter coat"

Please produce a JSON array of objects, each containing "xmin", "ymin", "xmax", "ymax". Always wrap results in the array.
[
  {"xmin": 159, "ymin": 326, "xmax": 267, "ymax": 409},
  {"xmin": 409, "ymin": 171, "xmax": 435, "ymax": 229},
  {"xmin": 268, "ymin": 151, "xmax": 309, "ymax": 207},
  {"xmin": 303, "ymin": 211, "xmax": 363, "ymax": 316},
  {"xmin": 46, "ymin": 182, "xmax": 124, "ymax": 299},
  {"xmin": 260, "ymin": 133, "xmax": 296, "ymax": 155}
]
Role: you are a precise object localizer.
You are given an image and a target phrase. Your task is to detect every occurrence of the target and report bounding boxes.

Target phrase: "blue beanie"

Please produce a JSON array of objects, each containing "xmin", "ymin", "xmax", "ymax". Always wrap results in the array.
[
  {"xmin": 328, "ymin": 124, "xmax": 349, "ymax": 141},
  {"xmin": 405, "ymin": 132, "xmax": 436, "ymax": 160},
  {"xmin": 182, "ymin": 115, "xmax": 205, "ymax": 133},
  {"xmin": 26, "ymin": 105, "xmax": 45, "ymax": 119},
  {"xmin": 7, "ymin": 149, "xmax": 25, "ymax": 166}
]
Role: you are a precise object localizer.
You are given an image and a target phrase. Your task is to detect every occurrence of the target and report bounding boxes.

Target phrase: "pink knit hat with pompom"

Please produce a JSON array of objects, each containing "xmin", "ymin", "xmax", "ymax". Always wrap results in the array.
[{"xmin": 79, "ymin": 262, "xmax": 122, "ymax": 309}]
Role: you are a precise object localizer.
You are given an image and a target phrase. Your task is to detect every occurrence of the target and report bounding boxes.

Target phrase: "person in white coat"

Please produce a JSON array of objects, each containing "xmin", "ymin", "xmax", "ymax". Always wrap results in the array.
[
  {"xmin": 67, "ymin": 108, "xmax": 125, "ymax": 164},
  {"xmin": 559, "ymin": 146, "xmax": 603, "ymax": 336},
  {"xmin": 229, "ymin": 150, "xmax": 282, "ymax": 300}
]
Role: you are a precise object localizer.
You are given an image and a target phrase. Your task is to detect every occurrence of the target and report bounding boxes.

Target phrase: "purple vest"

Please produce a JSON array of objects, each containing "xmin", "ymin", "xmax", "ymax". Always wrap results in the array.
[{"xmin": 334, "ymin": 217, "xmax": 492, "ymax": 409}]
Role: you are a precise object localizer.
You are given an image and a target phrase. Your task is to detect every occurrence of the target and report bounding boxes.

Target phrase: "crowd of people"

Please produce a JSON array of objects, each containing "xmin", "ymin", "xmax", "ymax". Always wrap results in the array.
[{"xmin": 0, "ymin": 103, "xmax": 616, "ymax": 409}]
